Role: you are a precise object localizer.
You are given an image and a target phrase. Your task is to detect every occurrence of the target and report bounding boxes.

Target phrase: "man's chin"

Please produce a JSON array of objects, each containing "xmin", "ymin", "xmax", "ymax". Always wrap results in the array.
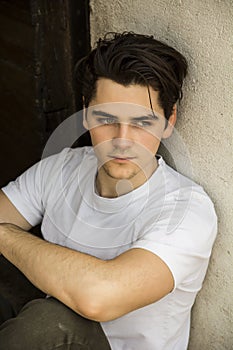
[{"xmin": 102, "ymin": 162, "xmax": 142, "ymax": 180}]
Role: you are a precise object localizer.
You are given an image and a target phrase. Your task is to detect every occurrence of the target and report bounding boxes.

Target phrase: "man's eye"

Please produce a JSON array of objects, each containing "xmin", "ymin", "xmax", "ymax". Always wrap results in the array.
[
  {"xmin": 133, "ymin": 121, "xmax": 152, "ymax": 127},
  {"xmin": 97, "ymin": 117, "xmax": 116, "ymax": 125}
]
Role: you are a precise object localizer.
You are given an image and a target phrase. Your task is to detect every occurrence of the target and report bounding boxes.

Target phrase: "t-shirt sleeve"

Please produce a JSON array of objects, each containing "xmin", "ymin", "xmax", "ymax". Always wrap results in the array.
[
  {"xmin": 1, "ymin": 160, "xmax": 48, "ymax": 226},
  {"xmin": 1, "ymin": 148, "xmax": 71, "ymax": 227},
  {"xmin": 1, "ymin": 147, "xmax": 91, "ymax": 228},
  {"xmin": 131, "ymin": 191, "xmax": 218, "ymax": 289}
]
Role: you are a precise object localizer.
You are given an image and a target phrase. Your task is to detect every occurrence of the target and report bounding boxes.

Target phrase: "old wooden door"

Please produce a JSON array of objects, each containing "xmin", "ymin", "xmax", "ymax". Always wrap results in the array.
[
  {"xmin": 0, "ymin": 0, "xmax": 90, "ymax": 310},
  {"xmin": 0, "ymin": 0, "xmax": 90, "ymax": 188}
]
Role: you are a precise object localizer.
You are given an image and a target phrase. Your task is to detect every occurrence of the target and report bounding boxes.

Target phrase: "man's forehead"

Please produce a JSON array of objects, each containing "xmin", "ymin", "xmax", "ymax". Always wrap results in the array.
[{"xmin": 88, "ymin": 102, "xmax": 162, "ymax": 119}]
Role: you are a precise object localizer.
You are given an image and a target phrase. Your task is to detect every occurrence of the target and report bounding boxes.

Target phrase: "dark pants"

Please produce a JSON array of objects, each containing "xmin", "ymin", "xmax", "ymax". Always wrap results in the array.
[{"xmin": 0, "ymin": 295, "xmax": 111, "ymax": 350}]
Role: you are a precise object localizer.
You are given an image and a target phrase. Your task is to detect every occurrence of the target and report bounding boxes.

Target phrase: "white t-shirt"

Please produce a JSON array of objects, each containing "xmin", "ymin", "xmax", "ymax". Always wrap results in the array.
[{"xmin": 2, "ymin": 147, "xmax": 217, "ymax": 350}]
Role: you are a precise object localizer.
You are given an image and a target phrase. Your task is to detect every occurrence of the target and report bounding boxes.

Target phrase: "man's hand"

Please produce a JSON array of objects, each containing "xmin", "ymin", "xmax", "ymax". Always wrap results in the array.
[{"xmin": 0, "ymin": 223, "xmax": 174, "ymax": 322}]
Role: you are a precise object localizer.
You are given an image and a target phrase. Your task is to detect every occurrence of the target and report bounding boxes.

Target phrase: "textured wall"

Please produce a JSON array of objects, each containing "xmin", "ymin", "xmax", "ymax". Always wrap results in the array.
[{"xmin": 89, "ymin": 1, "xmax": 233, "ymax": 349}]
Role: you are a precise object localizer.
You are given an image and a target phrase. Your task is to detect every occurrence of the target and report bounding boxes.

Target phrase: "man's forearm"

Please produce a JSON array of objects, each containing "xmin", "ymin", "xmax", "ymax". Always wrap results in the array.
[{"xmin": 0, "ymin": 223, "xmax": 108, "ymax": 319}]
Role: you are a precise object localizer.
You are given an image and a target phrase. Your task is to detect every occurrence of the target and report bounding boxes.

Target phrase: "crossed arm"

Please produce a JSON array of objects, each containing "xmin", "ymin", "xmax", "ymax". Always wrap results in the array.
[{"xmin": 0, "ymin": 190, "xmax": 174, "ymax": 322}]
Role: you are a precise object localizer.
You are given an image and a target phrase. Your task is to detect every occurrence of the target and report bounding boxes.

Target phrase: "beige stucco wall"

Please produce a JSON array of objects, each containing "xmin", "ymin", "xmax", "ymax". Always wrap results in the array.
[{"xmin": 89, "ymin": 1, "xmax": 233, "ymax": 349}]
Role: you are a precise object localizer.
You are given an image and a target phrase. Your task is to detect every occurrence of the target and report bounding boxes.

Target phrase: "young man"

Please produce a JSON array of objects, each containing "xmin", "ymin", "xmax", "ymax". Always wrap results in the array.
[{"xmin": 0, "ymin": 32, "xmax": 217, "ymax": 349}]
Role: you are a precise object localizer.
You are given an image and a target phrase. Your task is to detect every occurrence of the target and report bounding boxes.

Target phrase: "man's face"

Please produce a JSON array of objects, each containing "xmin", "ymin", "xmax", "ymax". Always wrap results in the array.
[{"xmin": 84, "ymin": 78, "xmax": 175, "ymax": 184}]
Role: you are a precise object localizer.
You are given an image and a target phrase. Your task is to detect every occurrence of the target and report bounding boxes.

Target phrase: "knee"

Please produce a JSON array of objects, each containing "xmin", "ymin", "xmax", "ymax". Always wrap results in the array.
[
  {"xmin": 0, "ymin": 298, "xmax": 110, "ymax": 350},
  {"xmin": 0, "ymin": 298, "xmax": 75, "ymax": 349}
]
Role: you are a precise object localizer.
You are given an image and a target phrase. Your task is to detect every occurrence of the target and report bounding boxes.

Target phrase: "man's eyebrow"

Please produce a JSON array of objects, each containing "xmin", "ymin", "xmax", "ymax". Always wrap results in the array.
[
  {"xmin": 91, "ymin": 110, "xmax": 158, "ymax": 120},
  {"xmin": 131, "ymin": 114, "xmax": 158, "ymax": 121},
  {"xmin": 91, "ymin": 110, "xmax": 118, "ymax": 118}
]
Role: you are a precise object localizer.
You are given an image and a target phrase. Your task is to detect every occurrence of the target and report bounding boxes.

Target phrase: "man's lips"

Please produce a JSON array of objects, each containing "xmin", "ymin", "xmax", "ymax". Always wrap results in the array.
[{"xmin": 108, "ymin": 155, "xmax": 136, "ymax": 162}]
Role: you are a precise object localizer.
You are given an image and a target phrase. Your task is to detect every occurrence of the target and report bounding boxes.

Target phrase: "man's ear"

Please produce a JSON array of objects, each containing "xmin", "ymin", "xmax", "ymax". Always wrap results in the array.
[
  {"xmin": 83, "ymin": 107, "xmax": 88, "ymax": 130},
  {"xmin": 162, "ymin": 105, "xmax": 177, "ymax": 139}
]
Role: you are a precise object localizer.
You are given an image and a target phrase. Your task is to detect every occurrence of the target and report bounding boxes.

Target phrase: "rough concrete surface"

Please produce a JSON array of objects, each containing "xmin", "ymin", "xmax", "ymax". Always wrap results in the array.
[{"xmin": 90, "ymin": 1, "xmax": 233, "ymax": 349}]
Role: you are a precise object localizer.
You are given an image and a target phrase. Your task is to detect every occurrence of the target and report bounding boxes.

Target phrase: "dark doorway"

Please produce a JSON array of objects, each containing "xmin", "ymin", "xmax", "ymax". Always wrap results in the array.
[
  {"xmin": 0, "ymin": 0, "xmax": 90, "ymax": 311},
  {"xmin": 0, "ymin": 0, "xmax": 90, "ymax": 187}
]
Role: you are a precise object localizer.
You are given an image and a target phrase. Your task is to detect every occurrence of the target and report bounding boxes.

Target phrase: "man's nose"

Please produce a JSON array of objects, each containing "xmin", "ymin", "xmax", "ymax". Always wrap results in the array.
[{"xmin": 112, "ymin": 123, "xmax": 133, "ymax": 150}]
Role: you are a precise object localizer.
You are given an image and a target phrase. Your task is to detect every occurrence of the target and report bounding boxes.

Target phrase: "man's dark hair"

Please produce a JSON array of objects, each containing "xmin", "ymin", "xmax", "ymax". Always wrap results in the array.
[{"xmin": 75, "ymin": 32, "xmax": 188, "ymax": 120}]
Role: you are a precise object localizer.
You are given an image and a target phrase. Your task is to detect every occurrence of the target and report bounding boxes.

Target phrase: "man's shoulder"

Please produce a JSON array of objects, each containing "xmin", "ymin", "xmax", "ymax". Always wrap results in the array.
[
  {"xmin": 158, "ymin": 156, "xmax": 204, "ymax": 195},
  {"xmin": 30, "ymin": 146, "xmax": 96, "ymax": 190},
  {"xmin": 158, "ymin": 156, "xmax": 215, "ymax": 219},
  {"xmin": 40, "ymin": 146, "xmax": 95, "ymax": 171}
]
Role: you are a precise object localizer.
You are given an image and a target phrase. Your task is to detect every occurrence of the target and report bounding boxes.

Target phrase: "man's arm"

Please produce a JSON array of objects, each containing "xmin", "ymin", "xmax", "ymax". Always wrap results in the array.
[
  {"xmin": 0, "ymin": 190, "xmax": 32, "ymax": 230},
  {"xmin": 0, "ymin": 223, "xmax": 174, "ymax": 322}
]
